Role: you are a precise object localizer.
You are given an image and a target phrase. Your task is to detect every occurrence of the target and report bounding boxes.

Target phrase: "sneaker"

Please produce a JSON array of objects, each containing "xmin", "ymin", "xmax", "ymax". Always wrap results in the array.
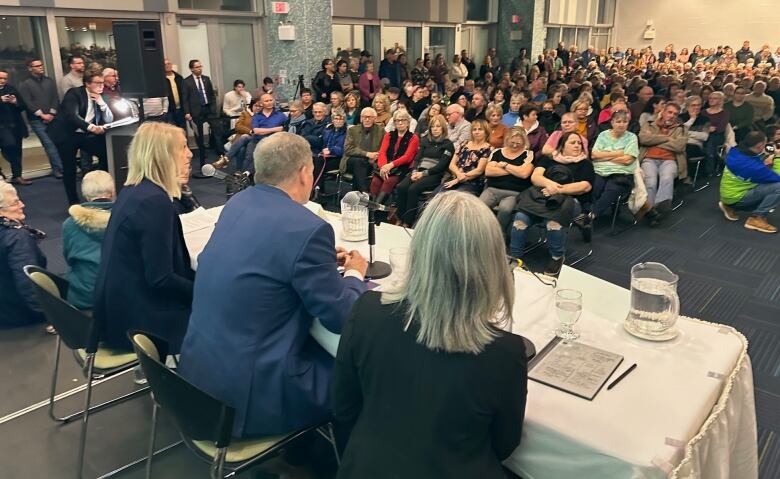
[
  {"xmin": 132, "ymin": 365, "xmax": 148, "ymax": 385},
  {"xmin": 544, "ymin": 256, "xmax": 565, "ymax": 276},
  {"xmin": 744, "ymin": 216, "xmax": 777, "ymax": 233},
  {"xmin": 53, "ymin": 169, "xmax": 63, "ymax": 179},
  {"xmin": 718, "ymin": 201, "xmax": 739, "ymax": 221},
  {"xmin": 12, "ymin": 177, "xmax": 32, "ymax": 186}
]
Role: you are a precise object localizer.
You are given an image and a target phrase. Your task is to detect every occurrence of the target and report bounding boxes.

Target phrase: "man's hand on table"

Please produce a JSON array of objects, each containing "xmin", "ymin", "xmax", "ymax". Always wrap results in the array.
[{"xmin": 337, "ymin": 246, "xmax": 368, "ymax": 278}]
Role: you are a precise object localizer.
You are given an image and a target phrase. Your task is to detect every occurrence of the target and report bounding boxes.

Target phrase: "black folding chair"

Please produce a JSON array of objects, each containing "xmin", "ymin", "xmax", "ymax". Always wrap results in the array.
[
  {"xmin": 129, "ymin": 332, "xmax": 339, "ymax": 479},
  {"xmin": 23, "ymin": 265, "xmax": 148, "ymax": 479}
]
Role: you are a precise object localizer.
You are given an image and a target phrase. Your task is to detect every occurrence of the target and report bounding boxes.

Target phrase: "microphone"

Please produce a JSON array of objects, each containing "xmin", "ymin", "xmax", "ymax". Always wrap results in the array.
[
  {"xmin": 342, "ymin": 191, "xmax": 388, "ymax": 212},
  {"xmin": 201, "ymin": 163, "xmax": 229, "ymax": 180}
]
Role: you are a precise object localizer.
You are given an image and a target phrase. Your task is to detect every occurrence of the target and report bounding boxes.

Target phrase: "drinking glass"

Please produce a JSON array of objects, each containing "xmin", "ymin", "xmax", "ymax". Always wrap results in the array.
[
  {"xmin": 388, "ymin": 247, "xmax": 410, "ymax": 285},
  {"xmin": 555, "ymin": 289, "xmax": 582, "ymax": 343}
]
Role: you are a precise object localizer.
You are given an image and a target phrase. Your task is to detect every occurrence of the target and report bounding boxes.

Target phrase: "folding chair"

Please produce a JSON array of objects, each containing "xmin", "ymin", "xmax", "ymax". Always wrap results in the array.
[
  {"xmin": 688, "ymin": 155, "xmax": 710, "ymax": 192},
  {"xmin": 129, "ymin": 332, "xmax": 339, "ymax": 479},
  {"xmin": 609, "ymin": 194, "xmax": 638, "ymax": 236},
  {"xmin": 23, "ymin": 265, "xmax": 148, "ymax": 479}
]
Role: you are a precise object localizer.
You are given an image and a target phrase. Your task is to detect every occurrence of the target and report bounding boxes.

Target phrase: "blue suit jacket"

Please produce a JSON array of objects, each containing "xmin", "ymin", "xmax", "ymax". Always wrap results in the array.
[{"xmin": 179, "ymin": 184, "xmax": 366, "ymax": 437}]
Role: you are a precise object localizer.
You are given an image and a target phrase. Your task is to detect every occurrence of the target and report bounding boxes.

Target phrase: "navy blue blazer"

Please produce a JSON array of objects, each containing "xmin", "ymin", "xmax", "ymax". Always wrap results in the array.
[
  {"xmin": 179, "ymin": 184, "xmax": 366, "ymax": 438},
  {"xmin": 93, "ymin": 179, "xmax": 194, "ymax": 352},
  {"xmin": 0, "ymin": 221, "xmax": 46, "ymax": 328}
]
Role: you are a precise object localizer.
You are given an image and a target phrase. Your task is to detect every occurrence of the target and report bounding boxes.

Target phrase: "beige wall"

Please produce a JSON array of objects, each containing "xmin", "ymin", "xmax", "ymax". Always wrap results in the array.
[{"xmin": 613, "ymin": 0, "xmax": 780, "ymax": 52}]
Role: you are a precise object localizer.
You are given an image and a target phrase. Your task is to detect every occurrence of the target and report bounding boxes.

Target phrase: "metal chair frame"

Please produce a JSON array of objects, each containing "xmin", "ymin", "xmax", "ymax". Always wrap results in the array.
[
  {"xmin": 688, "ymin": 155, "xmax": 710, "ymax": 192},
  {"xmin": 609, "ymin": 194, "xmax": 638, "ymax": 236}
]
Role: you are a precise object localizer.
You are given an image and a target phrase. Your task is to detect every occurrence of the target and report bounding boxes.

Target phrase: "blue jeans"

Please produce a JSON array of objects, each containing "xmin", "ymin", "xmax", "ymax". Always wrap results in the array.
[
  {"xmin": 733, "ymin": 182, "xmax": 780, "ymax": 217},
  {"xmin": 28, "ymin": 118, "xmax": 63, "ymax": 172},
  {"xmin": 228, "ymin": 135, "xmax": 253, "ymax": 171},
  {"xmin": 641, "ymin": 158, "xmax": 677, "ymax": 206},
  {"xmin": 509, "ymin": 200, "xmax": 581, "ymax": 259}
]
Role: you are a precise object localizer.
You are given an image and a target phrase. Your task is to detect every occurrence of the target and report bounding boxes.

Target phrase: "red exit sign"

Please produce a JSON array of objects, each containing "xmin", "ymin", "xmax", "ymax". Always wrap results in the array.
[{"xmin": 272, "ymin": 2, "xmax": 290, "ymax": 14}]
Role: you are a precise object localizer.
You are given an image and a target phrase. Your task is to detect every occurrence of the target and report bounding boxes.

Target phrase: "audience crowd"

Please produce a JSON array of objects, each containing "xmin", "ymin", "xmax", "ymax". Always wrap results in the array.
[{"xmin": 2, "ymin": 38, "xmax": 780, "ymax": 478}]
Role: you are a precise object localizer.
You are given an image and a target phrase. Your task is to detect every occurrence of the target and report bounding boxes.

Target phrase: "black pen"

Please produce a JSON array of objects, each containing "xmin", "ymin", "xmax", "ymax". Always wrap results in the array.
[{"xmin": 607, "ymin": 363, "xmax": 637, "ymax": 390}]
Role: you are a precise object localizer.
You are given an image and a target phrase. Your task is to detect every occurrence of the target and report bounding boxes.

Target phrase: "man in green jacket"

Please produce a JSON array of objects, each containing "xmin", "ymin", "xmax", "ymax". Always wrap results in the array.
[{"xmin": 340, "ymin": 107, "xmax": 384, "ymax": 192}]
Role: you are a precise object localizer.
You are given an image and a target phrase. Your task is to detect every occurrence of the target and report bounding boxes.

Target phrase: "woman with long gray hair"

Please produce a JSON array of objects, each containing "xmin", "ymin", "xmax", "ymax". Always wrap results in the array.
[{"xmin": 332, "ymin": 191, "xmax": 528, "ymax": 478}]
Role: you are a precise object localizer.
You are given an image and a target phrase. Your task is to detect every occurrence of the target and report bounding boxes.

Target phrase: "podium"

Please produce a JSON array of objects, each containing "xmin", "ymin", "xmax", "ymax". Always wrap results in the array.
[{"xmin": 106, "ymin": 123, "xmax": 139, "ymax": 193}]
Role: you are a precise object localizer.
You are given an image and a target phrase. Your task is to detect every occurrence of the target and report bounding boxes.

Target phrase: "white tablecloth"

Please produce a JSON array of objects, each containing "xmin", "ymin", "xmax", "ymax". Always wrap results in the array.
[{"xmin": 182, "ymin": 205, "xmax": 757, "ymax": 479}]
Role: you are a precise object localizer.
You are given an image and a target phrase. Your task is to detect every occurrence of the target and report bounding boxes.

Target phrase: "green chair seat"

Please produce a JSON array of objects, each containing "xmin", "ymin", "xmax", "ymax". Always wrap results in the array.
[
  {"xmin": 191, "ymin": 434, "xmax": 289, "ymax": 463},
  {"xmin": 77, "ymin": 348, "xmax": 137, "ymax": 370}
]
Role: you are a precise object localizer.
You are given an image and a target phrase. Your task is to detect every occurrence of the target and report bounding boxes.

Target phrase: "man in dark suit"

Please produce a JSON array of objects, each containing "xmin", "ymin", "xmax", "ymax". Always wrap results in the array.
[
  {"xmin": 164, "ymin": 58, "xmax": 185, "ymax": 128},
  {"xmin": 179, "ymin": 132, "xmax": 368, "ymax": 438},
  {"xmin": 181, "ymin": 59, "xmax": 225, "ymax": 170},
  {"xmin": 0, "ymin": 69, "xmax": 30, "ymax": 185},
  {"xmin": 48, "ymin": 72, "xmax": 113, "ymax": 205}
]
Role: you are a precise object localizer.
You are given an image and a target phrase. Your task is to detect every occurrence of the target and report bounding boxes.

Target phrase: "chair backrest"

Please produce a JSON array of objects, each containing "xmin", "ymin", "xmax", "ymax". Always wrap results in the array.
[
  {"xmin": 129, "ymin": 332, "xmax": 236, "ymax": 448},
  {"xmin": 23, "ymin": 265, "xmax": 97, "ymax": 351}
]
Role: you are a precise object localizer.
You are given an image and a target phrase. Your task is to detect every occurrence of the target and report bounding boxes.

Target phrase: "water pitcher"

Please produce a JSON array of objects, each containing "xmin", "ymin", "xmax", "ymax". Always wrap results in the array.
[{"xmin": 625, "ymin": 262, "xmax": 680, "ymax": 337}]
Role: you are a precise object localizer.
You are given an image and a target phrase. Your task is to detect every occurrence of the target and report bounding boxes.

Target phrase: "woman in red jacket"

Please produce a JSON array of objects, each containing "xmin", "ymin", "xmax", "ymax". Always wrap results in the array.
[{"xmin": 369, "ymin": 109, "xmax": 420, "ymax": 204}]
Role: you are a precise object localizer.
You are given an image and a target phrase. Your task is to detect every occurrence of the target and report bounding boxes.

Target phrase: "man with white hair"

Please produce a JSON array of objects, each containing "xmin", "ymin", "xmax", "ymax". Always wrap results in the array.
[
  {"xmin": 446, "ymin": 104, "xmax": 472, "ymax": 144},
  {"xmin": 745, "ymin": 80, "xmax": 775, "ymax": 124},
  {"xmin": 179, "ymin": 132, "xmax": 368, "ymax": 439},
  {"xmin": 62, "ymin": 170, "xmax": 116, "ymax": 309}
]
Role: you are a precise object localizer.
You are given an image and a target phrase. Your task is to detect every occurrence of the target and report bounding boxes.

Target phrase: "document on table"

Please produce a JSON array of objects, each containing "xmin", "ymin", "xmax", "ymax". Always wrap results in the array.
[
  {"xmin": 180, "ymin": 207, "xmax": 218, "ymax": 234},
  {"xmin": 528, "ymin": 338, "xmax": 623, "ymax": 400}
]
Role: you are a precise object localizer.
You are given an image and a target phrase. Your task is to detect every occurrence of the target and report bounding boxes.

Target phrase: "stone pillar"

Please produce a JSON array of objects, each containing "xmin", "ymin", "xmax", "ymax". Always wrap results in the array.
[
  {"xmin": 262, "ymin": 0, "xmax": 333, "ymax": 100},
  {"xmin": 496, "ymin": 0, "xmax": 545, "ymax": 71}
]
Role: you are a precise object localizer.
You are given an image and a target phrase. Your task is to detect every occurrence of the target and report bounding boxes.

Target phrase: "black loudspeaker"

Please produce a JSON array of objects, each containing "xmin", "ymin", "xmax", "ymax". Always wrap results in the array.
[{"xmin": 113, "ymin": 21, "xmax": 166, "ymax": 98}]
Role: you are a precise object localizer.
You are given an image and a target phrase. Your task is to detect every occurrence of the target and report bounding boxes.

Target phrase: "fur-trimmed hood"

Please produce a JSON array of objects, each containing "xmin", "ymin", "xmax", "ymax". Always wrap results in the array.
[{"xmin": 67, "ymin": 202, "xmax": 113, "ymax": 233}]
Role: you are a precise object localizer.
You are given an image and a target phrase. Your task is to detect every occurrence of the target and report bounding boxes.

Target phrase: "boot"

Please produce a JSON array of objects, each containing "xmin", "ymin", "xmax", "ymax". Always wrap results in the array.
[{"xmin": 744, "ymin": 216, "xmax": 777, "ymax": 233}]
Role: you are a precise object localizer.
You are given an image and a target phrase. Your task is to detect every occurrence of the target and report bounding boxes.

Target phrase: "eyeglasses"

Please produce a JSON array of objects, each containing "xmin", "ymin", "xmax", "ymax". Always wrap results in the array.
[
  {"xmin": 90, "ymin": 81, "xmax": 105, "ymax": 85},
  {"xmin": 394, "ymin": 119, "xmax": 409, "ymax": 123}
]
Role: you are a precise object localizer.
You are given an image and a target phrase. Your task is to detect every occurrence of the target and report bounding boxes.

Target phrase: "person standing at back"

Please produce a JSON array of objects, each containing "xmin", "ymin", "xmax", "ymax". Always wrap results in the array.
[
  {"xmin": 17, "ymin": 59, "xmax": 63, "ymax": 178},
  {"xmin": 182, "ymin": 59, "xmax": 226, "ymax": 173},
  {"xmin": 60, "ymin": 55, "xmax": 85, "ymax": 97},
  {"xmin": 0, "ymin": 69, "xmax": 30, "ymax": 185}
]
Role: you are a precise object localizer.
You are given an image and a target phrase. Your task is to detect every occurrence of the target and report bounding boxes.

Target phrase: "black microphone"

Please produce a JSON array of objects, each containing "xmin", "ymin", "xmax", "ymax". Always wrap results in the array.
[{"xmin": 342, "ymin": 191, "xmax": 389, "ymax": 212}]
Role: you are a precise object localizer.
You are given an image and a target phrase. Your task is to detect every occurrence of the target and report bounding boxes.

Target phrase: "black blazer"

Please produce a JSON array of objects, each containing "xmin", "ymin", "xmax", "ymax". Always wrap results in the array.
[
  {"xmin": 0, "ymin": 84, "xmax": 28, "ymax": 139},
  {"xmin": 93, "ymin": 179, "xmax": 194, "ymax": 352},
  {"xmin": 182, "ymin": 74, "xmax": 217, "ymax": 118},
  {"xmin": 47, "ymin": 86, "xmax": 114, "ymax": 144},
  {"xmin": 332, "ymin": 292, "xmax": 528, "ymax": 479},
  {"xmin": 165, "ymin": 70, "xmax": 185, "ymax": 112}
]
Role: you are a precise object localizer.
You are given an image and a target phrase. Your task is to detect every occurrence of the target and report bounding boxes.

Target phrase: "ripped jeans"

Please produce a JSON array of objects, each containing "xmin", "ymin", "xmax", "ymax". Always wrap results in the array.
[{"xmin": 508, "ymin": 200, "xmax": 581, "ymax": 259}]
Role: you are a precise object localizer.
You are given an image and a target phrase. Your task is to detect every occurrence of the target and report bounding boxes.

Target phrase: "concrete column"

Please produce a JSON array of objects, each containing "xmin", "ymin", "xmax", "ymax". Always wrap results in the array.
[{"xmin": 262, "ymin": 0, "xmax": 333, "ymax": 100}]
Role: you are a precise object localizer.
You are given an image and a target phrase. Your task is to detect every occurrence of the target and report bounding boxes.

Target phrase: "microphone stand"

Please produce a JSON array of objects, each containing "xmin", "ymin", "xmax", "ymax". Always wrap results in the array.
[{"xmin": 365, "ymin": 209, "xmax": 391, "ymax": 279}]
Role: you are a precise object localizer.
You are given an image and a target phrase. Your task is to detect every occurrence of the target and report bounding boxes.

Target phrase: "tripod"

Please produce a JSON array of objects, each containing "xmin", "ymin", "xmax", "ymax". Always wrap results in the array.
[{"xmin": 292, "ymin": 74, "xmax": 306, "ymax": 100}]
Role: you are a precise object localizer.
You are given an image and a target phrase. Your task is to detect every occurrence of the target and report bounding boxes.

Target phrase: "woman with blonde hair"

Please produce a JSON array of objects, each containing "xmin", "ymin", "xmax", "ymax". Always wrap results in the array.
[
  {"xmin": 372, "ymin": 93, "xmax": 392, "ymax": 128},
  {"xmin": 333, "ymin": 190, "xmax": 528, "ymax": 478},
  {"xmin": 94, "ymin": 122, "xmax": 195, "ymax": 352},
  {"xmin": 436, "ymin": 118, "xmax": 492, "ymax": 195}
]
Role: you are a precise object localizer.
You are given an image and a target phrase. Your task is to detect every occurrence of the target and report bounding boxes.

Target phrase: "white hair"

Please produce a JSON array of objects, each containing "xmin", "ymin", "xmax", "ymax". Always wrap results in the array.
[
  {"xmin": 446, "ymin": 103, "xmax": 465, "ymax": 115},
  {"xmin": 401, "ymin": 191, "xmax": 514, "ymax": 354},
  {"xmin": 0, "ymin": 180, "xmax": 16, "ymax": 208},
  {"xmin": 81, "ymin": 170, "xmax": 116, "ymax": 201},
  {"xmin": 253, "ymin": 132, "xmax": 312, "ymax": 186}
]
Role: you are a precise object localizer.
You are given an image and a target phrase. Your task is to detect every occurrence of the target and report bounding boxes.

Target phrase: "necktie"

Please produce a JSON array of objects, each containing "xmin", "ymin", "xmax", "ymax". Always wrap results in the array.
[
  {"xmin": 197, "ymin": 77, "xmax": 207, "ymax": 106},
  {"xmin": 94, "ymin": 104, "xmax": 103, "ymax": 126}
]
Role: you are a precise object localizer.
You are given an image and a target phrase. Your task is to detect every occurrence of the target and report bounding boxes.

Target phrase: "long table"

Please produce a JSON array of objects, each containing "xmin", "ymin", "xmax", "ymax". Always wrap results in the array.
[{"xmin": 181, "ymin": 204, "xmax": 757, "ymax": 479}]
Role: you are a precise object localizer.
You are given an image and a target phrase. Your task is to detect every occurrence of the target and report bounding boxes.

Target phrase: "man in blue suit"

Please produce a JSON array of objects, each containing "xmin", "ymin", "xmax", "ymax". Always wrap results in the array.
[{"xmin": 179, "ymin": 132, "xmax": 367, "ymax": 438}]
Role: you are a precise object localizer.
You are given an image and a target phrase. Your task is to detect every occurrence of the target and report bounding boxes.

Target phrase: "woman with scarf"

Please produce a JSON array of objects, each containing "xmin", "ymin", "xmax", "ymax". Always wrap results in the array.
[
  {"xmin": 0, "ymin": 180, "xmax": 47, "ymax": 329},
  {"xmin": 369, "ymin": 109, "xmax": 420, "ymax": 205},
  {"xmin": 510, "ymin": 131, "xmax": 594, "ymax": 276}
]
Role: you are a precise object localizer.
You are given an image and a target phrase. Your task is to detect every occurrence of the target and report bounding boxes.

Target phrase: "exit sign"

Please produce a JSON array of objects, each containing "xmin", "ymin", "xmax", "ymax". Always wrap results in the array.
[{"xmin": 272, "ymin": 2, "xmax": 290, "ymax": 14}]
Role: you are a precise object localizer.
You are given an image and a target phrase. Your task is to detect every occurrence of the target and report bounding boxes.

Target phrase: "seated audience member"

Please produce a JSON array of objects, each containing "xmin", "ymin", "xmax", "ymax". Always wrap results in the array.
[
  {"xmin": 370, "ymin": 110, "xmax": 420, "ymax": 204},
  {"xmin": 719, "ymin": 131, "xmax": 780, "ymax": 233},
  {"xmin": 703, "ymin": 91, "xmax": 730, "ymax": 174},
  {"xmin": 539, "ymin": 100, "xmax": 562, "ymax": 134},
  {"xmin": 343, "ymin": 91, "xmax": 362, "ymax": 126},
  {"xmin": 590, "ymin": 111, "xmax": 639, "ymax": 218},
  {"xmin": 299, "ymin": 102, "xmax": 330, "ymax": 156},
  {"xmin": 502, "ymin": 92, "xmax": 526, "ymax": 127},
  {"xmin": 242, "ymin": 93, "xmax": 287, "ymax": 172},
  {"xmin": 332, "ymin": 191, "xmax": 527, "ymax": 479},
  {"xmin": 329, "ymin": 91, "xmax": 345, "ymax": 114},
  {"xmin": 487, "ymin": 105, "xmax": 509, "ymax": 148},
  {"xmin": 518, "ymin": 103, "xmax": 549, "ymax": 156},
  {"xmin": 62, "ymin": 170, "xmax": 115, "ymax": 309},
  {"xmin": 465, "ymin": 91, "xmax": 488, "ymax": 122},
  {"xmin": 679, "ymin": 95, "xmax": 711, "ymax": 174},
  {"xmin": 384, "ymin": 103, "xmax": 418, "ymax": 133},
  {"xmin": 393, "ymin": 114, "xmax": 454, "ymax": 227},
  {"xmin": 437, "ymin": 119, "xmax": 492, "ymax": 195},
  {"xmin": 542, "ymin": 112, "xmax": 590, "ymax": 155},
  {"xmin": 94, "ymin": 122, "xmax": 195, "ymax": 352},
  {"xmin": 725, "ymin": 87, "xmax": 754, "ymax": 143},
  {"xmin": 300, "ymin": 87, "xmax": 315, "ymax": 118},
  {"xmin": 415, "ymin": 102, "xmax": 443, "ymax": 135},
  {"xmin": 639, "ymin": 102, "xmax": 687, "ymax": 226},
  {"xmin": 284, "ymin": 100, "xmax": 308, "ymax": 134},
  {"xmin": 511, "ymin": 131, "xmax": 594, "ymax": 276},
  {"xmin": 180, "ymin": 133, "xmax": 368, "ymax": 438},
  {"xmin": 313, "ymin": 108, "xmax": 348, "ymax": 190},
  {"xmin": 446, "ymin": 104, "xmax": 472, "ymax": 144},
  {"xmin": 488, "ymin": 87, "xmax": 507, "ymax": 113},
  {"xmin": 222, "ymin": 79, "xmax": 252, "ymax": 119},
  {"xmin": 745, "ymin": 80, "xmax": 775, "ymax": 124},
  {"xmin": 639, "ymin": 95, "xmax": 667, "ymax": 130},
  {"xmin": 480, "ymin": 127, "xmax": 536, "ymax": 231},
  {"xmin": 571, "ymin": 98, "xmax": 598, "ymax": 149},
  {"xmin": 0, "ymin": 180, "xmax": 47, "ymax": 328},
  {"xmin": 341, "ymin": 107, "xmax": 384, "ymax": 193},
  {"xmin": 372, "ymin": 93, "xmax": 392, "ymax": 128},
  {"xmin": 225, "ymin": 98, "xmax": 259, "ymax": 170},
  {"xmin": 597, "ymin": 95, "xmax": 628, "ymax": 126}
]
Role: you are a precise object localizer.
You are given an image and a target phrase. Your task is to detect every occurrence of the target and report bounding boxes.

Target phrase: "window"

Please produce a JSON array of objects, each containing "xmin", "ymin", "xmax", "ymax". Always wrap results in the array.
[
  {"xmin": 56, "ymin": 18, "xmax": 118, "ymax": 73},
  {"xmin": 597, "ymin": 0, "xmax": 616, "ymax": 25},
  {"xmin": 545, "ymin": 27, "xmax": 561, "ymax": 51},
  {"xmin": 428, "ymin": 27, "xmax": 455, "ymax": 65},
  {"xmin": 178, "ymin": 0, "xmax": 255, "ymax": 11},
  {"xmin": 466, "ymin": 0, "xmax": 490, "ymax": 22},
  {"xmin": 0, "ymin": 16, "xmax": 51, "ymax": 84},
  {"xmin": 219, "ymin": 23, "xmax": 256, "ymax": 90}
]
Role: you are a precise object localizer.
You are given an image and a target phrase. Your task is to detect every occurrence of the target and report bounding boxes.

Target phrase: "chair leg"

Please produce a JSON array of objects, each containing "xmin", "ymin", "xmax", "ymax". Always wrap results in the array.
[
  {"xmin": 692, "ymin": 161, "xmax": 710, "ymax": 192},
  {"xmin": 211, "ymin": 448, "xmax": 227, "ymax": 479},
  {"xmin": 49, "ymin": 337, "xmax": 64, "ymax": 422},
  {"xmin": 316, "ymin": 423, "xmax": 341, "ymax": 466},
  {"xmin": 610, "ymin": 196, "xmax": 622, "ymax": 235},
  {"xmin": 77, "ymin": 354, "xmax": 96, "ymax": 479},
  {"xmin": 145, "ymin": 404, "xmax": 159, "ymax": 479}
]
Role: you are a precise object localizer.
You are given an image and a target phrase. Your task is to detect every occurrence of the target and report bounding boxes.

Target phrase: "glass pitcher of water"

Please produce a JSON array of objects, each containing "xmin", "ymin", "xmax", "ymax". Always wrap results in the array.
[{"xmin": 625, "ymin": 262, "xmax": 680, "ymax": 337}]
